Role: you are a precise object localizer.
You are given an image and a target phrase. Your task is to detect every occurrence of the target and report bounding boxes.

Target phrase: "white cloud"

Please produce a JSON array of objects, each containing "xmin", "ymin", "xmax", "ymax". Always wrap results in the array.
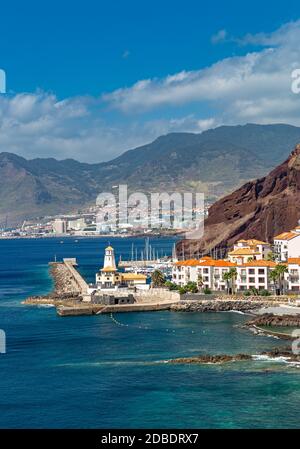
[
  {"xmin": 0, "ymin": 92, "xmax": 211, "ymax": 162},
  {"xmin": 1, "ymin": 20, "xmax": 300, "ymax": 162},
  {"xmin": 211, "ymin": 29, "xmax": 228, "ymax": 44},
  {"xmin": 103, "ymin": 20, "xmax": 300, "ymax": 127}
]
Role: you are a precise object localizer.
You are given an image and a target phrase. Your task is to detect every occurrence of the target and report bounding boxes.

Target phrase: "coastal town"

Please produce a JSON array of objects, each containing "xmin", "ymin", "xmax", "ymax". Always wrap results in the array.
[
  {"xmin": 0, "ymin": 199, "xmax": 210, "ymax": 239},
  {"xmin": 23, "ymin": 222, "xmax": 300, "ymax": 322},
  {"xmin": 172, "ymin": 227, "xmax": 300, "ymax": 295}
]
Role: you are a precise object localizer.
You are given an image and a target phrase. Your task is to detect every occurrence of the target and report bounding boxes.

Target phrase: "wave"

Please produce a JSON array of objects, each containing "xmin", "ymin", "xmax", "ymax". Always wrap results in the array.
[
  {"xmin": 37, "ymin": 304, "xmax": 55, "ymax": 308},
  {"xmin": 55, "ymin": 360, "xmax": 162, "ymax": 368},
  {"xmin": 252, "ymin": 354, "xmax": 300, "ymax": 367}
]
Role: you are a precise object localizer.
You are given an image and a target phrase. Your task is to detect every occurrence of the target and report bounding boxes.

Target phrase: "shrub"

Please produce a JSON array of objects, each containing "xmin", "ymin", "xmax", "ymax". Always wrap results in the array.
[
  {"xmin": 259, "ymin": 289, "xmax": 271, "ymax": 296},
  {"xmin": 167, "ymin": 281, "xmax": 179, "ymax": 291},
  {"xmin": 243, "ymin": 290, "xmax": 251, "ymax": 296},
  {"xmin": 185, "ymin": 281, "xmax": 198, "ymax": 293},
  {"xmin": 203, "ymin": 287, "xmax": 212, "ymax": 294}
]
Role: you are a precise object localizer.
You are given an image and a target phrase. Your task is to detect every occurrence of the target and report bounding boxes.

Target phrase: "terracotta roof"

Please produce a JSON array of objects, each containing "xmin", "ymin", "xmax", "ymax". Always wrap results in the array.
[
  {"xmin": 174, "ymin": 258, "xmax": 212, "ymax": 267},
  {"xmin": 274, "ymin": 231, "xmax": 298, "ymax": 241},
  {"xmin": 288, "ymin": 258, "xmax": 300, "ymax": 265},
  {"xmin": 243, "ymin": 260, "xmax": 277, "ymax": 267},
  {"xmin": 237, "ymin": 239, "xmax": 268, "ymax": 245},
  {"xmin": 246, "ymin": 239, "xmax": 269, "ymax": 245},
  {"xmin": 198, "ymin": 260, "xmax": 237, "ymax": 267},
  {"xmin": 228, "ymin": 248, "xmax": 260, "ymax": 256}
]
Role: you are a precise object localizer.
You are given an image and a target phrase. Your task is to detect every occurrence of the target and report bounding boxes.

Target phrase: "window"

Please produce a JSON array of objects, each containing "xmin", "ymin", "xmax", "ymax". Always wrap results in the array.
[
  {"xmin": 203, "ymin": 268, "xmax": 209, "ymax": 274},
  {"xmin": 258, "ymin": 269, "xmax": 265, "ymax": 275},
  {"xmin": 248, "ymin": 269, "xmax": 255, "ymax": 275},
  {"xmin": 258, "ymin": 277, "xmax": 265, "ymax": 284},
  {"xmin": 249, "ymin": 277, "xmax": 255, "ymax": 283}
]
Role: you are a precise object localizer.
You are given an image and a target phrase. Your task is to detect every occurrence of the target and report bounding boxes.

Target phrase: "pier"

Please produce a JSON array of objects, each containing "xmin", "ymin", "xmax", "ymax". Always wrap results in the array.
[{"xmin": 62, "ymin": 258, "xmax": 89, "ymax": 296}]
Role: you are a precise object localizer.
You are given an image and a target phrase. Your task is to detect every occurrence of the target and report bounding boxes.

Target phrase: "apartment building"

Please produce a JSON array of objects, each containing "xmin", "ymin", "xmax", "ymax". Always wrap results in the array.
[
  {"xmin": 172, "ymin": 258, "xmax": 277, "ymax": 292},
  {"xmin": 285, "ymin": 258, "xmax": 300, "ymax": 292},
  {"xmin": 228, "ymin": 239, "xmax": 271, "ymax": 264},
  {"xmin": 236, "ymin": 260, "xmax": 276, "ymax": 292},
  {"xmin": 274, "ymin": 228, "xmax": 300, "ymax": 262}
]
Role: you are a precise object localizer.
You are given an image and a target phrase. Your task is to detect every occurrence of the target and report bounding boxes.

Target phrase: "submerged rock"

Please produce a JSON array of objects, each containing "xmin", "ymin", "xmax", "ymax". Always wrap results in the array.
[
  {"xmin": 246, "ymin": 314, "xmax": 300, "ymax": 327},
  {"xmin": 166, "ymin": 353, "xmax": 252, "ymax": 364}
]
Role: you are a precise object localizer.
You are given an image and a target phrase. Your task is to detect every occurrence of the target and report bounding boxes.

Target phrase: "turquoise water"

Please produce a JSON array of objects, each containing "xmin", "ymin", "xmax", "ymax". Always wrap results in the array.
[{"xmin": 0, "ymin": 237, "xmax": 300, "ymax": 429}]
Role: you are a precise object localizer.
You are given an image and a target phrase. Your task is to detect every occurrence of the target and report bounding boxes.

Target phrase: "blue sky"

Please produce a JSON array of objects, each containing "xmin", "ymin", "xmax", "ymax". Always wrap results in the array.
[{"xmin": 1, "ymin": 0, "xmax": 300, "ymax": 161}]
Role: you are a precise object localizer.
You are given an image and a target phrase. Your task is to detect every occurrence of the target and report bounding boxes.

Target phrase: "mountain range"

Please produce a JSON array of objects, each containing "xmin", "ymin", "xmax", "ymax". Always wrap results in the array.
[{"xmin": 2, "ymin": 123, "xmax": 300, "ymax": 226}]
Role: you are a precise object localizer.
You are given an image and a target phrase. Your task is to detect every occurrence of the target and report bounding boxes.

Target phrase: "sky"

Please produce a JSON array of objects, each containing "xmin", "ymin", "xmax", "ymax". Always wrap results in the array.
[{"xmin": 1, "ymin": 0, "xmax": 300, "ymax": 162}]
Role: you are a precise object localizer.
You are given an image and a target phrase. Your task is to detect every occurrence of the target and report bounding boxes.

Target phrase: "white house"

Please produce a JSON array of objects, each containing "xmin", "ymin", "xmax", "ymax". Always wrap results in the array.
[
  {"xmin": 228, "ymin": 239, "xmax": 271, "ymax": 264},
  {"xmin": 285, "ymin": 258, "xmax": 300, "ymax": 292},
  {"xmin": 274, "ymin": 228, "xmax": 300, "ymax": 262}
]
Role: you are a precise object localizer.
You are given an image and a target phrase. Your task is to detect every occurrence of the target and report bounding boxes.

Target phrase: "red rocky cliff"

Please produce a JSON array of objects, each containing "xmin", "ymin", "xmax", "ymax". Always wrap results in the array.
[{"xmin": 177, "ymin": 144, "xmax": 300, "ymax": 258}]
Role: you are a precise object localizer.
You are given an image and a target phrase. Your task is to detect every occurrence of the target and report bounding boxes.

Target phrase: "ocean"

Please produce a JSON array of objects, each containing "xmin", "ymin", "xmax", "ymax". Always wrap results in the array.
[{"xmin": 0, "ymin": 237, "xmax": 300, "ymax": 429}]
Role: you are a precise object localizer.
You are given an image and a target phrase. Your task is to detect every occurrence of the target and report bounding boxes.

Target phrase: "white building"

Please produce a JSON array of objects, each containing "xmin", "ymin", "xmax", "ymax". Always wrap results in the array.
[
  {"xmin": 228, "ymin": 239, "xmax": 271, "ymax": 264},
  {"xmin": 172, "ymin": 258, "xmax": 237, "ymax": 291},
  {"xmin": 274, "ymin": 228, "xmax": 300, "ymax": 262},
  {"xmin": 172, "ymin": 258, "xmax": 277, "ymax": 292},
  {"xmin": 236, "ymin": 260, "xmax": 276, "ymax": 292},
  {"xmin": 285, "ymin": 258, "xmax": 300, "ymax": 292},
  {"xmin": 96, "ymin": 245, "xmax": 147, "ymax": 290},
  {"xmin": 67, "ymin": 218, "xmax": 86, "ymax": 231},
  {"xmin": 52, "ymin": 218, "xmax": 67, "ymax": 234}
]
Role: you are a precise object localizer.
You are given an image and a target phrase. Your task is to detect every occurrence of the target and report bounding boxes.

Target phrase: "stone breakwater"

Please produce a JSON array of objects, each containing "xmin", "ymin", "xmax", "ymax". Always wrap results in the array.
[
  {"xmin": 170, "ymin": 299, "xmax": 280, "ymax": 313},
  {"xmin": 24, "ymin": 262, "xmax": 82, "ymax": 305},
  {"xmin": 246, "ymin": 314, "xmax": 300, "ymax": 328}
]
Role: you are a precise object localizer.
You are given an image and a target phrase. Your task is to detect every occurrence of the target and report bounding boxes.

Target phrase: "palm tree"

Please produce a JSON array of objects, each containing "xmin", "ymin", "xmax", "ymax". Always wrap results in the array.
[
  {"xmin": 276, "ymin": 264, "xmax": 288, "ymax": 295},
  {"xmin": 267, "ymin": 251, "xmax": 276, "ymax": 261},
  {"xmin": 270, "ymin": 264, "xmax": 288, "ymax": 295},
  {"xmin": 223, "ymin": 272, "xmax": 231, "ymax": 294},
  {"xmin": 151, "ymin": 269, "xmax": 166, "ymax": 287},
  {"xmin": 197, "ymin": 274, "xmax": 204, "ymax": 291},
  {"xmin": 229, "ymin": 267, "xmax": 237, "ymax": 294},
  {"xmin": 269, "ymin": 269, "xmax": 278, "ymax": 294},
  {"xmin": 223, "ymin": 268, "xmax": 237, "ymax": 295}
]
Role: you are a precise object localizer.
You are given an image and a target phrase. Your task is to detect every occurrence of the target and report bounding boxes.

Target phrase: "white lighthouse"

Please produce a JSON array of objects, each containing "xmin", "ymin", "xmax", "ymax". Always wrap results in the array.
[
  {"xmin": 96, "ymin": 245, "xmax": 120, "ymax": 289},
  {"xmin": 95, "ymin": 245, "xmax": 147, "ymax": 290},
  {"xmin": 103, "ymin": 245, "xmax": 116, "ymax": 271}
]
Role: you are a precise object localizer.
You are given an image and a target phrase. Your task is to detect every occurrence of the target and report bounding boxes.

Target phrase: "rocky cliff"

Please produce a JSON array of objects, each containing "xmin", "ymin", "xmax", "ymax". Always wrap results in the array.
[{"xmin": 177, "ymin": 144, "xmax": 300, "ymax": 257}]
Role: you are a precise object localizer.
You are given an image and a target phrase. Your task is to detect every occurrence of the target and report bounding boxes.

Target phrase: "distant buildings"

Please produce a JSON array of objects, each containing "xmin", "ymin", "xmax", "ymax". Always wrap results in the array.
[{"xmin": 53, "ymin": 218, "xmax": 68, "ymax": 234}]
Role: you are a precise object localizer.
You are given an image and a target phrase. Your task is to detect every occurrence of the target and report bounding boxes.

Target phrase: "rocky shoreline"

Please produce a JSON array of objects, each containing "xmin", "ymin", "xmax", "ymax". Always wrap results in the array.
[
  {"xmin": 166, "ymin": 354, "xmax": 252, "ymax": 364},
  {"xmin": 170, "ymin": 299, "xmax": 280, "ymax": 313},
  {"xmin": 165, "ymin": 347, "xmax": 300, "ymax": 365},
  {"xmin": 23, "ymin": 262, "xmax": 81, "ymax": 305},
  {"xmin": 246, "ymin": 313, "xmax": 300, "ymax": 328}
]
